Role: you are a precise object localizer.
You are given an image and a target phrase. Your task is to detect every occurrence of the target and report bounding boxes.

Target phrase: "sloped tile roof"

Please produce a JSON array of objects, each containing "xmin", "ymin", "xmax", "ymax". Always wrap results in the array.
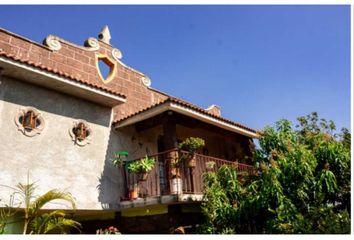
[
  {"xmin": 0, "ymin": 50, "xmax": 126, "ymax": 99},
  {"xmin": 115, "ymin": 96, "xmax": 259, "ymax": 135}
]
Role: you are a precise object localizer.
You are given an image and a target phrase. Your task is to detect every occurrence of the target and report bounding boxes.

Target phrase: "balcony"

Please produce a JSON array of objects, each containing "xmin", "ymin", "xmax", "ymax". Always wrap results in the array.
[{"xmin": 120, "ymin": 148, "xmax": 256, "ymax": 208}]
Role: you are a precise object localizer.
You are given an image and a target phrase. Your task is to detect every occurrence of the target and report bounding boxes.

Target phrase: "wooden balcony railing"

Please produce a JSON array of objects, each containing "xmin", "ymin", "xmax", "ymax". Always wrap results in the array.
[{"xmin": 122, "ymin": 149, "xmax": 256, "ymax": 200}]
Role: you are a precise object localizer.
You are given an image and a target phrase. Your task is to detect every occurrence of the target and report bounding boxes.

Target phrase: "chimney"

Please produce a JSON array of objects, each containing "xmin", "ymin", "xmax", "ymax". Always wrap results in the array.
[{"xmin": 205, "ymin": 104, "xmax": 221, "ymax": 116}]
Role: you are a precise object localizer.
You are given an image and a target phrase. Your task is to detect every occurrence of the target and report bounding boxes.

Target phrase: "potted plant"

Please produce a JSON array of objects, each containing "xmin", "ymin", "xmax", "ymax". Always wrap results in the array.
[
  {"xmin": 127, "ymin": 155, "xmax": 155, "ymax": 181},
  {"xmin": 206, "ymin": 161, "xmax": 216, "ymax": 171},
  {"xmin": 170, "ymin": 173, "xmax": 183, "ymax": 194},
  {"xmin": 169, "ymin": 155, "xmax": 183, "ymax": 194},
  {"xmin": 128, "ymin": 183, "xmax": 139, "ymax": 200},
  {"xmin": 178, "ymin": 137, "xmax": 205, "ymax": 168},
  {"xmin": 112, "ymin": 151, "xmax": 129, "ymax": 168}
]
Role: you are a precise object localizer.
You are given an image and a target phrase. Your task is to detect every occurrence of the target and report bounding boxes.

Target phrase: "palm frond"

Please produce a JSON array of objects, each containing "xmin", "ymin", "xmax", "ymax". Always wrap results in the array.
[
  {"xmin": 29, "ymin": 190, "xmax": 76, "ymax": 215},
  {"xmin": 15, "ymin": 183, "xmax": 37, "ymax": 208},
  {"xmin": 42, "ymin": 217, "xmax": 82, "ymax": 234},
  {"xmin": 30, "ymin": 210, "xmax": 66, "ymax": 234}
]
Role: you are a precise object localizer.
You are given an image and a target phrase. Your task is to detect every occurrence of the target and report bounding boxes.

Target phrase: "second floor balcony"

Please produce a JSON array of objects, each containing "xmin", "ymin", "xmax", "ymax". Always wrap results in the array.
[{"xmin": 120, "ymin": 148, "xmax": 256, "ymax": 209}]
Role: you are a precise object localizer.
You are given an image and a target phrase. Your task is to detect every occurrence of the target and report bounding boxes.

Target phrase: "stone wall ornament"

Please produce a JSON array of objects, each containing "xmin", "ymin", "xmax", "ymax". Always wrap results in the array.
[
  {"xmin": 112, "ymin": 48, "xmax": 123, "ymax": 61},
  {"xmin": 69, "ymin": 119, "xmax": 92, "ymax": 146},
  {"xmin": 84, "ymin": 37, "xmax": 100, "ymax": 51},
  {"xmin": 95, "ymin": 53, "xmax": 118, "ymax": 84},
  {"xmin": 14, "ymin": 107, "xmax": 45, "ymax": 137},
  {"xmin": 43, "ymin": 35, "xmax": 62, "ymax": 51},
  {"xmin": 98, "ymin": 25, "xmax": 111, "ymax": 45},
  {"xmin": 141, "ymin": 76, "xmax": 152, "ymax": 87}
]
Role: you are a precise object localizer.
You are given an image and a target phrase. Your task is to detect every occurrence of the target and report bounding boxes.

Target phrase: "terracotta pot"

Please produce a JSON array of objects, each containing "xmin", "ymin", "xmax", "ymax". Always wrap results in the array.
[
  {"xmin": 128, "ymin": 189, "xmax": 138, "ymax": 200},
  {"xmin": 187, "ymin": 154, "xmax": 197, "ymax": 168}
]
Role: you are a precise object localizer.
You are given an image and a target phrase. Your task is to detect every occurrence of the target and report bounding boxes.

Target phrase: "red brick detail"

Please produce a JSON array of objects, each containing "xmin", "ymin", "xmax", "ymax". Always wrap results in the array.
[
  {"xmin": 74, "ymin": 52, "xmax": 89, "ymax": 64},
  {"xmin": 83, "ymin": 64, "xmax": 98, "ymax": 75},
  {"xmin": 50, "ymin": 52, "xmax": 66, "ymax": 64},
  {"xmin": 0, "ymin": 41, "xmax": 18, "ymax": 56},
  {"xmin": 0, "ymin": 32, "xmax": 11, "ymax": 43},
  {"xmin": 0, "ymin": 28, "xmax": 257, "ymax": 135},
  {"xmin": 40, "ymin": 58, "xmax": 57, "ymax": 70},
  {"xmin": 67, "ymin": 57, "xmax": 83, "ymax": 70},
  {"xmin": 30, "ymin": 44, "xmax": 50, "ymax": 58},
  {"xmin": 10, "ymin": 37, "xmax": 31, "ymax": 50},
  {"xmin": 60, "ymin": 46, "xmax": 75, "ymax": 58}
]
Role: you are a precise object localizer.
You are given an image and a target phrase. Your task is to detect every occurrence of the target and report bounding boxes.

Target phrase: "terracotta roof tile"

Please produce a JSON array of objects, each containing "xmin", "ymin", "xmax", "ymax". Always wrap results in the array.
[
  {"xmin": 115, "ymin": 96, "xmax": 259, "ymax": 135},
  {"xmin": 0, "ymin": 50, "xmax": 126, "ymax": 99}
]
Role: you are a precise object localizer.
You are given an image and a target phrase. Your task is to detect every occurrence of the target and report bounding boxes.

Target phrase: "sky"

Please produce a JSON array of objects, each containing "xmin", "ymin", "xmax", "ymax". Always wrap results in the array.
[{"xmin": 0, "ymin": 5, "xmax": 351, "ymax": 132}]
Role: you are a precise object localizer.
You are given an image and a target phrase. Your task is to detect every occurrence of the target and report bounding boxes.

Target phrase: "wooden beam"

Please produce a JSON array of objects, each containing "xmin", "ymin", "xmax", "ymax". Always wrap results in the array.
[{"xmin": 162, "ymin": 111, "xmax": 177, "ymax": 149}]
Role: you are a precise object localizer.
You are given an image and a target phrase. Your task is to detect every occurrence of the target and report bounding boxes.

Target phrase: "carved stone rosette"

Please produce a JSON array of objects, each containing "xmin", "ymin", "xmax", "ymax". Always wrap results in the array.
[
  {"xmin": 141, "ymin": 76, "xmax": 152, "ymax": 87},
  {"xmin": 111, "ymin": 48, "xmax": 123, "ymax": 61},
  {"xmin": 84, "ymin": 37, "xmax": 100, "ymax": 51},
  {"xmin": 43, "ymin": 35, "xmax": 62, "ymax": 51}
]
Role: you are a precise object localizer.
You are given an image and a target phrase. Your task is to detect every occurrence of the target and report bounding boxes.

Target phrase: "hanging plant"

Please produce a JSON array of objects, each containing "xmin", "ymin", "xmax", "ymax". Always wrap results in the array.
[{"xmin": 178, "ymin": 137, "xmax": 205, "ymax": 168}]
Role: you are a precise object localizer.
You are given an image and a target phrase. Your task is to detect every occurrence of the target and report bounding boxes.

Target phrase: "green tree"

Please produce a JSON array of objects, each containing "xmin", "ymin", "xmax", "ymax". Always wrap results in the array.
[{"xmin": 199, "ymin": 113, "xmax": 350, "ymax": 234}]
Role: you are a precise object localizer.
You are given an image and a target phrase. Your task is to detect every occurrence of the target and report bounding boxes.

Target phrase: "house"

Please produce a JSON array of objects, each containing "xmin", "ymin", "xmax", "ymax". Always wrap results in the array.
[{"xmin": 0, "ymin": 26, "xmax": 260, "ymax": 233}]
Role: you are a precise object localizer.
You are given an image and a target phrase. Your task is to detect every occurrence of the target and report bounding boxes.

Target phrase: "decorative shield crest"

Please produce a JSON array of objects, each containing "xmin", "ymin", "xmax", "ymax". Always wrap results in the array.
[{"xmin": 95, "ymin": 53, "xmax": 117, "ymax": 84}]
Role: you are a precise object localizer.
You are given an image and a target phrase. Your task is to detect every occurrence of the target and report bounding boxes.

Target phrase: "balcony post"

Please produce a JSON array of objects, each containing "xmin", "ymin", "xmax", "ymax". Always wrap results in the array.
[{"xmin": 162, "ymin": 111, "xmax": 178, "ymax": 193}]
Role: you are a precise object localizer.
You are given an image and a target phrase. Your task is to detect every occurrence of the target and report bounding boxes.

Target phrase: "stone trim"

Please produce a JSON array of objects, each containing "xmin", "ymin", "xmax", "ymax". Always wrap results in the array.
[
  {"xmin": 14, "ymin": 106, "xmax": 45, "ymax": 137},
  {"xmin": 95, "ymin": 53, "xmax": 118, "ymax": 84},
  {"xmin": 44, "ymin": 34, "xmax": 100, "ymax": 52},
  {"xmin": 69, "ymin": 119, "xmax": 93, "ymax": 146}
]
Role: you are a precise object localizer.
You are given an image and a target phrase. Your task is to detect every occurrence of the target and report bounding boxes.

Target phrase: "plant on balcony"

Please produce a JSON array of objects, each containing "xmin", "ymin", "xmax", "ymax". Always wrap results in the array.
[
  {"xmin": 205, "ymin": 161, "xmax": 216, "ymax": 171},
  {"xmin": 170, "ymin": 173, "xmax": 183, "ymax": 194},
  {"xmin": 111, "ymin": 151, "xmax": 129, "ymax": 168},
  {"xmin": 127, "ymin": 155, "xmax": 155, "ymax": 181},
  {"xmin": 178, "ymin": 137, "xmax": 205, "ymax": 168},
  {"xmin": 128, "ymin": 183, "xmax": 139, "ymax": 200},
  {"xmin": 166, "ymin": 152, "xmax": 183, "ymax": 194}
]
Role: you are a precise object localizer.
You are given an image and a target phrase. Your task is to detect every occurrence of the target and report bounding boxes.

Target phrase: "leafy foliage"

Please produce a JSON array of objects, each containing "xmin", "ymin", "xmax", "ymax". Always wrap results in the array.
[
  {"xmin": 127, "ymin": 155, "xmax": 155, "ymax": 173},
  {"xmin": 0, "ymin": 195, "xmax": 19, "ymax": 234},
  {"xmin": 112, "ymin": 151, "xmax": 129, "ymax": 167},
  {"xmin": 178, "ymin": 137, "xmax": 205, "ymax": 154},
  {"xmin": 30, "ymin": 210, "xmax": 81, "ymax": 234},
  {"xmin": 199, "ymin": 113, "xmax": 350, "ymax": 234},
  {"xmin": 1, "ymin": 177, "xmax": 81, "ymax": 234}
]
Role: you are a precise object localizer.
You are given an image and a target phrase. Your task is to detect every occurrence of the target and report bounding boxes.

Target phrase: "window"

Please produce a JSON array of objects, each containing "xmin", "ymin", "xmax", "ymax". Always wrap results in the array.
[
  {"xmin": 73, "ymin": 122, "xmax": 89, "ymax": 141},
  {"xmin": 95, "ymin": 53, "xmax": 117, "ymax": 84},
  {"xmin": 69, "ymin": 120, "xmax": 92, "ymax": 146},
  {"xmin": 15, "ymin": 107, "xmax": 45, "ymax": 137}
]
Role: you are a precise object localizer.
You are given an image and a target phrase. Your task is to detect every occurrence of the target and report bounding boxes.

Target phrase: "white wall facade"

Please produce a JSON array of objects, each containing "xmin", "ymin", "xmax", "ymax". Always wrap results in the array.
[{"xmin": 0, "ymin": 76, "xmax": 155, "ymax": 210}]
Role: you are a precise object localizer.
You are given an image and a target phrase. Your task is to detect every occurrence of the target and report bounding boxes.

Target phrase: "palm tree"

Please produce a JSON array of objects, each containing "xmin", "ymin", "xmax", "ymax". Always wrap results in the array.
[{"xmin": 11, "ymin": 178, "xmax": 81, "ymax": 234}]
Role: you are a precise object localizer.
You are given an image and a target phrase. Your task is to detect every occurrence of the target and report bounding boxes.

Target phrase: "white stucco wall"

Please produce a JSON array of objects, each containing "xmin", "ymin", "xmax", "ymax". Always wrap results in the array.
[
  {"xmin": 0, "ymin": 76, "xmax": 118, "ymax": 210},
  {"xmin": 0, "ymin": 76, "xmax": 164, "ymax": 211},
  {"xmin": 99, "ymin": 125, "xmax": 162, "ymax": 208}
]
